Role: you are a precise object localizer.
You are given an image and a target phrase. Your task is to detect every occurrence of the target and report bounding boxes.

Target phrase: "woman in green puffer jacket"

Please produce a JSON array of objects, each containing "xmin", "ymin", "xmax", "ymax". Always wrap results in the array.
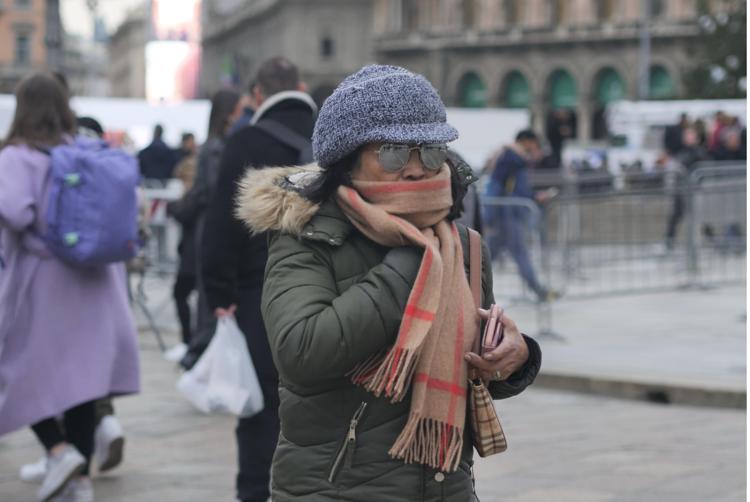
[{"xmin": 236, "ymin": 65, "xmax": 541, "ymax": 502}]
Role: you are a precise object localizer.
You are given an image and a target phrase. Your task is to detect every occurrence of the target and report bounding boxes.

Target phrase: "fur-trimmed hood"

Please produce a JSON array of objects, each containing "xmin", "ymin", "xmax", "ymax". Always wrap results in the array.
[{"xmin": 234, "ymin": 164, "xmax": 324, "ymax": 237}]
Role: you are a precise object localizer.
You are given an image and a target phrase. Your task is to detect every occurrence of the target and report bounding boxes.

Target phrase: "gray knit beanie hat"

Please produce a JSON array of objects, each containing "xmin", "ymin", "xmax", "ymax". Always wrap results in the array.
[{"xmin": 312, "ymin": 65, "xmax": 458, "ymax": 168}]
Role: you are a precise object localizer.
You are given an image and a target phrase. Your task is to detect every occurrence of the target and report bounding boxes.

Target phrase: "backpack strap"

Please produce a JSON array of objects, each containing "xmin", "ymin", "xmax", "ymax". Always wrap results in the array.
[{"xmin": 253, "ymin": 120, "xmax": 313, "ymax": 163}]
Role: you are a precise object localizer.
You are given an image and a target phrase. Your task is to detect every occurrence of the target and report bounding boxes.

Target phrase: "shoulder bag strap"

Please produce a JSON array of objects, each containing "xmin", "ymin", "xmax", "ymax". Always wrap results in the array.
[
  {"xmin": 468, "ymin": 228, "xmax": 483, "ymax": 356},
  {"xmin": 468, "ymin": 228, "xmax": 482, "ymax": 308}
]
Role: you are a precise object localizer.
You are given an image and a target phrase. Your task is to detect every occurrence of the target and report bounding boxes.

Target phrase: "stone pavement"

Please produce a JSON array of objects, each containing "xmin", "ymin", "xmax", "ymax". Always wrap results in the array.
[
  {"xmin": 495, "ymin": 284, "xmax": 747, "ymax": 408},
  {"xmin": 130, "ymin": 270, "xmax": 747, "ymax": 407},
  {"xmin": 0, "ymin": 331, "xmax": 745, "ymax": 501}
]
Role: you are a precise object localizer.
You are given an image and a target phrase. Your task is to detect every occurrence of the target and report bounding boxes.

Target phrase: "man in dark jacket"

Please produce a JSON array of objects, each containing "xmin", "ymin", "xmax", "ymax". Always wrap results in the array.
[
  {"xmin": 485, "ymin": 129, "xmax": 556, "ymax": 302},
  {"xmin": 200, "ymin": 57, "xmax": 317, "ymax": 502},
  {"xmin": 137, "ymin": 124, "xmax": 177, "ymax": 183}
]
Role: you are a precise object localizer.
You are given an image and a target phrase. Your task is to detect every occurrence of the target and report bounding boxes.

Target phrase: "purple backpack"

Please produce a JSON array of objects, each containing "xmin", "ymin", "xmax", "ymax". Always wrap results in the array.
[{"xmin": 43, "ymin": 137, "xmax": 140, "ymax": 267}]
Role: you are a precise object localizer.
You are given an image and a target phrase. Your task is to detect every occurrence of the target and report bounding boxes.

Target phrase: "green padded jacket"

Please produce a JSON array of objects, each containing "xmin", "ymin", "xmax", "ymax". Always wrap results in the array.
[{"xmin": 236, "ymin": 166, "xmax": 542, "ymax": 502}]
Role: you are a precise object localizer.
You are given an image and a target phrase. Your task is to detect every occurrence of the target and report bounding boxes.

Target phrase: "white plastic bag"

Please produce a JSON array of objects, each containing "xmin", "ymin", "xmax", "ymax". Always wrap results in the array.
[{"xmin": 177, "ymin": 316, "xmax": 265, "ymax": 418}]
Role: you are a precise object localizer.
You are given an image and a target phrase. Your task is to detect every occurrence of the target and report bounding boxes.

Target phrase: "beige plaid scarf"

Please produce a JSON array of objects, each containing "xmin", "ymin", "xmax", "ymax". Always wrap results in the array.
[{"xmin": 336, "ymin": 167, "xmax": 479, "ymax": 472}]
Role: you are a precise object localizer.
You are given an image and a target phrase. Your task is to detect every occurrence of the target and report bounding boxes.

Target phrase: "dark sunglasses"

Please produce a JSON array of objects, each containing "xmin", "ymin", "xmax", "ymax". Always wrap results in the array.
[{"xmin": 374, "ymin": 143, "xmax": 449, "ymax": 173}]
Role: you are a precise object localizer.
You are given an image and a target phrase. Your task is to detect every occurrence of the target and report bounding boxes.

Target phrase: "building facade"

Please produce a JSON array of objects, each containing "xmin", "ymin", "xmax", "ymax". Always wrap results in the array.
[
  {"xmin": 200, "ymin": 0, "xmax": 374, "ymax": 104},
  {"xmin": 107, "ymin": 6, "xmax": 148, "ymax": 98},
  {"xmin": 372, "ymin": 0, "xmax": 730, "ymax": 140},
  {"xmin": 0, "ymin": 0, "xmax": 64, "ymax": 93}
]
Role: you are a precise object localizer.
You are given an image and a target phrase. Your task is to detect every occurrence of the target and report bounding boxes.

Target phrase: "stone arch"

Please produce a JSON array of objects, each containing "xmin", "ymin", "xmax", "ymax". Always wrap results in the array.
[
  {"xmin": 456, "ymin": 70, "xmax": 489, "ymax": 108},
  {"xmin": 649, "ymin": 64, "xmax": 676, "ymax": 99},
  {"xmin": 499, "ymin": 69, "xmax": 532, "ymax": 108},
  {"xmin": 593, "ymin": 66, "xmax": 626, "ymax": 106},
  {"xmin": 590, "ymin": 66, "xmax": 626, "ymax": 139},
  {"xmin": 546, "ymin": 68, "xmax": 579, "ymax": 109}
]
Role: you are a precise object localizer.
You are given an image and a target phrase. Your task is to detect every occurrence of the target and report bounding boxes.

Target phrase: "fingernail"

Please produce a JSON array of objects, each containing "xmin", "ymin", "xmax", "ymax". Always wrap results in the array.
[{"xmin": 464, "ymin": 354, "xmax": 472, "ymax": 362}]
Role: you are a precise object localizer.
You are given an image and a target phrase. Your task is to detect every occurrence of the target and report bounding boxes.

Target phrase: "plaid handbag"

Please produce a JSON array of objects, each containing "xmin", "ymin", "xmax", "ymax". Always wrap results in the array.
[{"xmin": 467, "ymin": 228, "xmax": 508, "ymax": 456}]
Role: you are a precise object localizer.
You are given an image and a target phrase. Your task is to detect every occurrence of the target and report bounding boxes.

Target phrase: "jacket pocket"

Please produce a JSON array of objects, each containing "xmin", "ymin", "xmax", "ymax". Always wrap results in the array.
[{"xmin": 327, "ymin": 401, "xmax": 368, "ymax": 484}]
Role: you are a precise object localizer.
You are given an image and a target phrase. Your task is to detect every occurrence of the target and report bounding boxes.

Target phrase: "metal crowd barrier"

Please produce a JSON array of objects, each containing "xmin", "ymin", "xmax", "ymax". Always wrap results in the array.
[
  {"xmin": 127, "ymin": 183, "xmax": 184, "ymax": 344},
  {"xmin": 539, "ymin": 161, "xmax": 745, "ymax": 299},
  {"xmin": 480, "ymin": 196, "xmax": 561, "ymax": 340},
  {"xmin": 480, "ymin": 162, "xmax": 745, "ymax": 339},
  {"xmin": 685, "ymin": 163, "xmax": 747, "ymax": 288}
]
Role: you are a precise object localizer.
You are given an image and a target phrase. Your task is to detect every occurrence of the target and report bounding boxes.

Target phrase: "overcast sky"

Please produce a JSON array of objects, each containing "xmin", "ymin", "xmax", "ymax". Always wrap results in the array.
[{"xmin": 61, "ymin": 0, "xmax": 146, "ymax": 40}]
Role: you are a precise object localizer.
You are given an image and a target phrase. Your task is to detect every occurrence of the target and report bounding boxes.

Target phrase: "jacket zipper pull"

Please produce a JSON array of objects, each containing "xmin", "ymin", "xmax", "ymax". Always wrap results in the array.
[
  {"xmin": 344, "ymin": 402, "xmax": 367, "ymax": 468},
  {"xmin": 328, "ymin": 402, "xmax": 368, "ymax": 483}
]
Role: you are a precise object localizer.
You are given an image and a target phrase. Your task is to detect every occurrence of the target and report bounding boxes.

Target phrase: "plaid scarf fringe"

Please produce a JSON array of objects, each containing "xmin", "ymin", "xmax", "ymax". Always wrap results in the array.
[{"xmin": 389, "ymin": 414, "xmax": 463, "ymax": 472}]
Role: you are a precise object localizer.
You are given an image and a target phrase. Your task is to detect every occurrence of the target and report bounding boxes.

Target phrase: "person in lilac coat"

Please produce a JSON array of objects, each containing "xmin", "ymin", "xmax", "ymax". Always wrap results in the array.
[{"xmin": 0, "ymin": 72, "xmax": 140, "ymax": 501}]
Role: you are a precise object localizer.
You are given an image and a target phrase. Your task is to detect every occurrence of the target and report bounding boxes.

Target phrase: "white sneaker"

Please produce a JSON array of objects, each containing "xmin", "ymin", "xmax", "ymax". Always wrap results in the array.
[
  {"xmin": 164, "ymin": 343, "xmax": 188, "ymax": 362},
  {"xmin": 20, "ymin": 456, "xmax": 47, "ymax": 483},
  {"xmin": 94, "ymin": 415, "xmax": 125, "ymax": 472},
  {"xmin": 37, "ymin": 445, "xmax": 85, "ymax": 501},
  {"xmin": 49, "ymin": 477, "xmax": 94, "ymax": 502}
]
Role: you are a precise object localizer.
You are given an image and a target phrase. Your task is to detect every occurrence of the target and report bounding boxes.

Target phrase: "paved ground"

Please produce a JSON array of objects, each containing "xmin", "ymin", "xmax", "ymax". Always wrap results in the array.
[
  {"xmin": 131, "ymin": 270, "xmax": 747, "ymax": 398},
  {"xmin": 495, "ymin": 283, "xmax": 746, "ymax": 403},
  {"xmin": 0, "ymin": 331, "xmax": 745, "ymax": 502}
]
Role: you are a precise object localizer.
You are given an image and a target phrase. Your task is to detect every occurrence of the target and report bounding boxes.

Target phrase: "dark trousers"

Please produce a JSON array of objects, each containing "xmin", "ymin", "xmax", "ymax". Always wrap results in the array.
[
  {"xmin": 234, "ymin": 287, "xmax": 280, "ymax": 502},
  {"xmin": 30, "ymin": 400, "xmax": 97, "ymax": 475},
  {"xmin": 236, "ymin": 382, "xmax": 280, "ymax": 502},
  {"xmin": 666, "ymin": 194, "xmax": 685, "ymax": 247},
  {"xmin": 173, "ymin": 274, "xmax": 197, "ymax": 345},
  {"xmin": 488, "ymin": 216, "xmax": 544, "ymax": 296}
]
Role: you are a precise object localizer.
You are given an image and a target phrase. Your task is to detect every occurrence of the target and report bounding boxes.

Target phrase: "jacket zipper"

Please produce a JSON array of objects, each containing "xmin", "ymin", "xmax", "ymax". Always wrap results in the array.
[{"xmin": 327, "ymin": 401, "xmax": 368, "ymax": 483}]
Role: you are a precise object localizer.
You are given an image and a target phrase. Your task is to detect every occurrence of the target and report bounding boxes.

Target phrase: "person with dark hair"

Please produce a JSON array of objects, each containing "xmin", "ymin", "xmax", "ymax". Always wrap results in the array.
[
  {"xmin": 76, "ymin": 116, "xmax": 104, "ymax": 139},
  {"xmin": 18, "ymin": 113, "xmax": 131, "ymax": 486},
  {"xmin": 228, "ymin": 80, "xmax": 257, "ymax": 136},
  {"xmin": 663, "ymin": 113, "xmax": 690, "ymax": 156},
  {"xmin": 174, "ymin": 132, "xmax": 197, "ymax": 166},
  {"xmin": 234, "ymin": 64, "xmax": 540, "ymax": 501},
  {"xmin": 484, "ymin": 129, "xmax": 556, "ymax": 302},
  {"xmin": 176, "ymin": 88, "xmax": 244, "ymax": 369},
  {"xmin": 545, "ymin": 108, "xmax": 575, "ymax": 168},
  {"xmin": 200, "ymin": 58, "xmax": 317, "ymax": 502},
  {"xmin": 137, "ymin": 124, "xmax": 176, "ymax": 183},
  {"xmin": 0, "ymin": 73, "xmax": 140, "ymax": 501}
]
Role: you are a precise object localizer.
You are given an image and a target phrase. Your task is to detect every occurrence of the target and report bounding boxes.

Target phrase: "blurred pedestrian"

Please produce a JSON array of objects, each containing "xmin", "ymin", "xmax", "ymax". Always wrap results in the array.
[
  {"xmin": 545, "ymin": 108, "xmax": 575, "ymax": 168},
  {"xmin": 228, "ymin": 85, "xmax": 257, "ymax": 135},
  {"xmin": 707, "ymin": 111, "xmax": 730, "ymax": 153},
  {"xmin": 484, "ymin": 129, "xmax": 556, "ymax": 302},
  {"xmin": 712, "ymin": 125, "xmax": 746, "ymax": 161},
  {"xmin": 166, "ymin": 150, "xmax": 199, "ymax": 362},
  {"xmin": 178, "ymin": 88, "xmax": 243, "ymax": 370},
  {"xmin": 663, "ymin": 113, "xmax": 689, "ymax": 156},
  {"xmin": 0, "ymin": 72, "xmax": 140, "ymax": 501},
  {"xmin": 235, "ymin": 64, "xmax": 541, "ymax": 501},
  {"xmin": 664, "ymin": 126, "xmax": 709, "ymax": 250},
  {"xmin": 18, "ymin": 116, "xmax": 131, "ymax": 486},
  {"xmin": 174, "ymin": 132, "xmax": 197, "ymax": 166},
  {"xmin": 138, "ymin": 124, "xmax": 176, "ymax": 184},
  {"xmin": 201, "ymin": 57, "xmax": 317, "ymax": 502}
]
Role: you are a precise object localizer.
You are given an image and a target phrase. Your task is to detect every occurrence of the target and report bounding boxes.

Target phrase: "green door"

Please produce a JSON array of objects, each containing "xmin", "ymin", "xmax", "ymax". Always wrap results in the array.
[
  {"xmin": 549, "ymin": 69, "xmax": 578, "ymax": 108},
  {"xmin": 595, "ymin": 68, "xmax": 626, "ymax": 105},
  {"xmin": 649, "ymin": 65, "xmax": 675, "ymax": 99},
  {"xmin": 458, "ymin": 72, "xmax": 488, "ymax": 108},
  {"xmin": 505, "ymin": 71, "xmax": 531, "ymax": 108}
]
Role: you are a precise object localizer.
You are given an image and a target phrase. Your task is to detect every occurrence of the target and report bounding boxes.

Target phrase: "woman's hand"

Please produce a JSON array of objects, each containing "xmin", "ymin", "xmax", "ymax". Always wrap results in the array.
[
  {"xmin": 464, "ymin": 309, "xmax": 529, "ymax": 382},
  {"xmin": 214, "ymin": 304, "xmax": 237, "ymax": 318}
]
